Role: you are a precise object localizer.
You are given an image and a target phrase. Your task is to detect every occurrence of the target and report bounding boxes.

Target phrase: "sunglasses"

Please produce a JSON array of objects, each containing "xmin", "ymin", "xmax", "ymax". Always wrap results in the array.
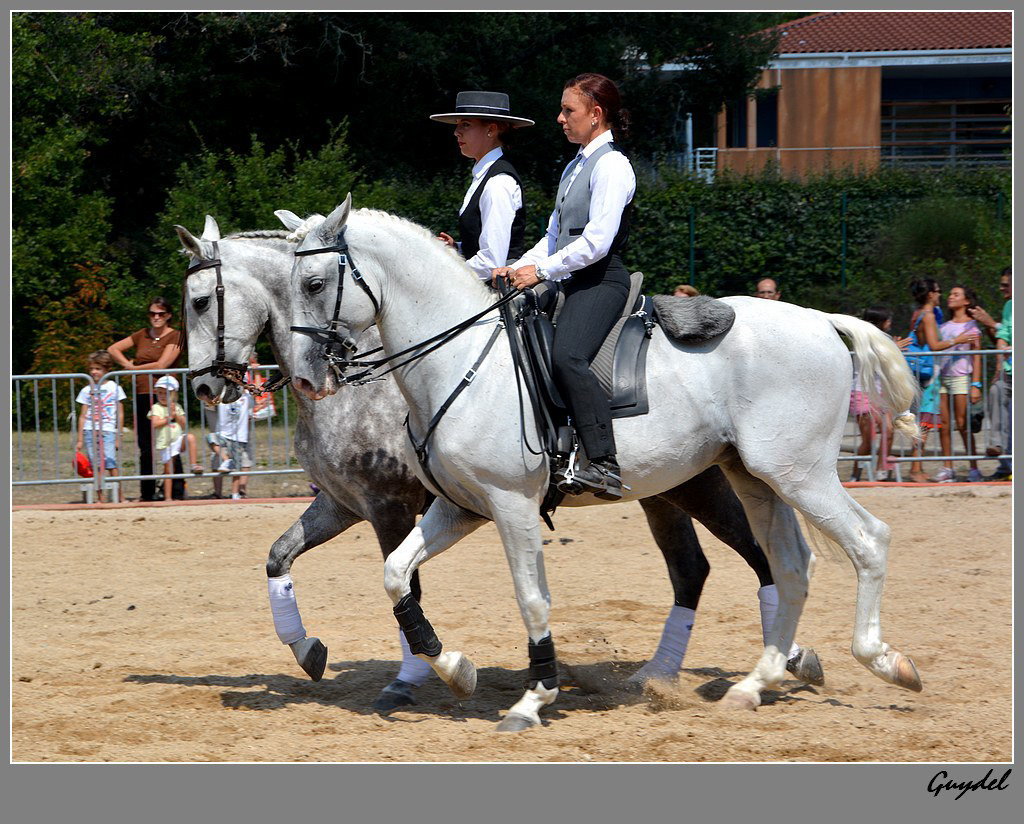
[{"xmin": 149, "ymin": 311, "xmax": 170, "ymax": 318}]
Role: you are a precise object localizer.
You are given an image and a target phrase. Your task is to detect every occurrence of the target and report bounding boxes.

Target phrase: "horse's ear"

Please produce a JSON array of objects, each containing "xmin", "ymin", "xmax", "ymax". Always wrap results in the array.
[
  {"xmin": 202, "ymin": 215, "xmax": 221, "ymax": 241},
  {"xmin": 174, "ymin": 224, "xmax": 204, "ymax": 259},
  {"xmin": 320, "ymin": 193, "xmax": 353, "ymax": 239},
  {"xmin": 274, "ymin": 210, "xmax": 305, "ymax": 232}
]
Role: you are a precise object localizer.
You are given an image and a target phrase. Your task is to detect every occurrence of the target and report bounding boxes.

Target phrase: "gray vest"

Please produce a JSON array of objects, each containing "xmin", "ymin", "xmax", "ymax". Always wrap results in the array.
[{"xmin": 554, "ymin": 142, "xmax": 627, "ymax": 252}]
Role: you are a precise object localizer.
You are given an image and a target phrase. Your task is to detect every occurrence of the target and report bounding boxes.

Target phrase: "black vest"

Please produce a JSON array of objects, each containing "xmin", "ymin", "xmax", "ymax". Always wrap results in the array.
[{"xmin": 458, "ymin": 157, "xmax": 525, "ymax": 264}]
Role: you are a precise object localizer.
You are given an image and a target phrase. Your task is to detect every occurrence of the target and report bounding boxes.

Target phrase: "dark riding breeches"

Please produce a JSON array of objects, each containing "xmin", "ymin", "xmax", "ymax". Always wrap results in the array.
[{"xmin": 551, "ymin": 258, "xmax": 630, "ymax": 460}]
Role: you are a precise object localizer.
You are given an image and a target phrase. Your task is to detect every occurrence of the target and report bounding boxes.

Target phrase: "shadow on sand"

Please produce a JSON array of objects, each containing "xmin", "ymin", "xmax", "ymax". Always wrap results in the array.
[{"xmin": 124, "ymin": 657, "xmax": 821, "ymax": 724}]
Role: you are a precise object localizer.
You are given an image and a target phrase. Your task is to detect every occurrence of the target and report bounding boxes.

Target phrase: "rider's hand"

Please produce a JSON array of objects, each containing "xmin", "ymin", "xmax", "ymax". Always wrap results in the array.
[
  {"xmin": 491, "ymin": 266, "xmax": 515, "ymax": 287},
  {"xmin": 437, "ymin": 231, "xmax": 456, "ymax": 247},
  {"xmin": 510, "ymin": 265, "xmax": 541, "ymax": 291}
]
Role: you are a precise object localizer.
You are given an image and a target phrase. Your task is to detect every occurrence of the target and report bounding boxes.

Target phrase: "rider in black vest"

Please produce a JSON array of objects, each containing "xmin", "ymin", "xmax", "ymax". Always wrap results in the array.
[
  {"xmin": 493, "ymin": 73, "xmax": 635, "ymax": 501},
  {"xmin": 430, "ymin": 91, "xmax": 533, "ymax": 279}
]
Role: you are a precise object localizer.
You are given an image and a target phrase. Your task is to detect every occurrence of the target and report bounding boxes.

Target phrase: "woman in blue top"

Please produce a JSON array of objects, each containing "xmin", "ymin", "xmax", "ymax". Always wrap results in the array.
[
  {"xmin": 494, "ymin": 73, "xmax": 635, "ymax": 500},
  {"xmin": 431, "ymin": 91, "xmax": 533, "ymax": 280}
]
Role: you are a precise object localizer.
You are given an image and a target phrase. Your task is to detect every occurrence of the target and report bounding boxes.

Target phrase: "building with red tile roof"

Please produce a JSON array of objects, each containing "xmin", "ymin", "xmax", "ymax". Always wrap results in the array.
[{"xmin": 707, "ymin": 11, "xmax": 1011, "ymax": 178}]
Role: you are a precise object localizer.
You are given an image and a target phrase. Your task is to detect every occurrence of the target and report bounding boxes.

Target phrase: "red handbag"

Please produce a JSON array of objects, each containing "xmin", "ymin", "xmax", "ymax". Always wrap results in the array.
[{"xmin": 74, "ymin": 451, "xmax": 94, "ymax": 478}]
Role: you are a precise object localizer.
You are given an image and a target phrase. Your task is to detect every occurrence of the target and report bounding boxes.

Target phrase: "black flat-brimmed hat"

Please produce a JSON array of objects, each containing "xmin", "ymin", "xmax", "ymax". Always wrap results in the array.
[{"xmin": 429, "ymin": 91, "xmax": 534, "ymax": 128}]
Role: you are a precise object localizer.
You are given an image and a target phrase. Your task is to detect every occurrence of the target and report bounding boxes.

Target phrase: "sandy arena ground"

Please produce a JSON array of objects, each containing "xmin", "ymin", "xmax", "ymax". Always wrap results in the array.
[{"xmin": 11, "ymin": 485, "xmax": 1012, "ymax": 762}]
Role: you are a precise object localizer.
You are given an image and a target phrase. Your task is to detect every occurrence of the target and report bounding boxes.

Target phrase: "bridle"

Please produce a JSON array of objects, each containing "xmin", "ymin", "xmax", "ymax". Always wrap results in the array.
[
  {"xmin": 184, "ymin": 241, "xmax": 290, "ymax": 395},
  {"xmin": 290, "ymin": 225, "xmax": 381, "ymax": 372},
  {"xmin": 289, "ymin": 224, "xmax": 517, "ymax": 386}
]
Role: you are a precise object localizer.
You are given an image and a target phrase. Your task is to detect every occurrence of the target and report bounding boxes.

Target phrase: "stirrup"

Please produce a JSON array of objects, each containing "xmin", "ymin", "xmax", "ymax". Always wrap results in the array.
[{"xmin": 556, "ymin": 458, "xmax": 627, "ymax": 501}]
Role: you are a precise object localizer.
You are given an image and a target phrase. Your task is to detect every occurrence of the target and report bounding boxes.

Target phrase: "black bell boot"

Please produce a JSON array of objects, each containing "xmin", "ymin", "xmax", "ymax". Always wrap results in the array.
[{"xmin": 556, "ymin": 455, "xmax": 624, "ymax": 501}]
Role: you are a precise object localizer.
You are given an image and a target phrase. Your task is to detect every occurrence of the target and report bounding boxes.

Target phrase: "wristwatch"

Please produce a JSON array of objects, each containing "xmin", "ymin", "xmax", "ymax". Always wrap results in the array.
[{"xmin": 534, "ymin": 264, "xmax": 547, "ymax": 281}]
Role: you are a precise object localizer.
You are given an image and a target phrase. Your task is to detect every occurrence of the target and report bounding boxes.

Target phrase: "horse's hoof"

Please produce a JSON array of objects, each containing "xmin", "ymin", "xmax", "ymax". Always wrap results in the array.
[
  {"xmin": 624, "ymin": 667, "xmax": 675, "ymax": 695},
  {"xmin": 893, "ymin": 653, "xmax": 923, "ymax": 692},
  {"xmin": 786, "ymin": 647, "xmax": 825, "ymax": 686},
  {"xmin": 444, "ymin": 653, "xmax": 477, "ymax": 700},
  {"xmin": 496, "ymin": 713, "xmax": 537, "ymax": 732},
  {"xmin": 372, "ymin": 679, "xmax": 417, "ymax": 713},
  {"xmin": 719, "ymin": 686, "xmax": 760, "ymax": 711},
  {"xmin": 291, "ymin": 637, "xmax": 328, "ymax": 682}
]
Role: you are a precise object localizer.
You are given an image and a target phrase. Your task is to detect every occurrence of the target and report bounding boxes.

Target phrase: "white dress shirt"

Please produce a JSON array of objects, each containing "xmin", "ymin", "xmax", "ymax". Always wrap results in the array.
[
  {"xmin": 513, "ymin": 129, "xmax": 636, "ymax": 282},
  {"xmin": 458, "ymin": 147, "xmax": 523, "ymax": 280}
]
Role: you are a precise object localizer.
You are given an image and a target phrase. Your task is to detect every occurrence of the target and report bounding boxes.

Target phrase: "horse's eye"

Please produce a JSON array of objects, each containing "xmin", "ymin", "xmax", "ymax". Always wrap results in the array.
[
  {"xmin": 306, "ymin": 277, "xmax": 326, "ymax": 294},
  {"xmin": 192, "ymin": 296, "xmax": 211, "ymax": 313}
]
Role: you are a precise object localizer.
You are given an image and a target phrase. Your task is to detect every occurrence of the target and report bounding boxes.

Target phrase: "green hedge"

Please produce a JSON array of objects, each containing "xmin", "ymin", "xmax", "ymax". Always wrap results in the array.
[{"xmin": 151, "ymin": 134, "xmax": 1010, "ymax": 341}]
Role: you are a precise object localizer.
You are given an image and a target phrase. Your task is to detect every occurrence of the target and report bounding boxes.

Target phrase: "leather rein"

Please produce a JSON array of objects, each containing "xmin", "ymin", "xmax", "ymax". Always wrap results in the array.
[{"xmin": 289, "ymin": 225, "xmax": 517, "ymax": 387}]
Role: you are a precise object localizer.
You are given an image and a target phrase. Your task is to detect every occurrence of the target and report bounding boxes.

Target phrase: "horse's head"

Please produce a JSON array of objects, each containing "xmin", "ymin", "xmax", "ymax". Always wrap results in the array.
[
  {"xmin": 289, "ymin": 194, "xmax": 379, "ymax": 401},
  {"xmin": 175, "ymin": 217, "xmax": 264, "ymax": 405}
]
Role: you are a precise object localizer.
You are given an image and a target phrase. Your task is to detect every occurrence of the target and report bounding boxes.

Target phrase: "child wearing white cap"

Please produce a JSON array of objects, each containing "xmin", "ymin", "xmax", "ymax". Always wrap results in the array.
[{"xmin": 148, "ymin": 375, "xmax": 203, "ymax": 501}]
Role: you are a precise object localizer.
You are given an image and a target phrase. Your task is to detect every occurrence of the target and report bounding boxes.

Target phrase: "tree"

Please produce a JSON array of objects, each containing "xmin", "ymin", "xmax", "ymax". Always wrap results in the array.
[{"xmin": 12, "ymin": 13, "xmax": 158, "ymax": 372}]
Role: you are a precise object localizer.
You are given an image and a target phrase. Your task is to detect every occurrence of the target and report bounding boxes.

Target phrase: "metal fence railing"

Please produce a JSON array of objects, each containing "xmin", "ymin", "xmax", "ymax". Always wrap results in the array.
[
  {"xmin": 11, "ymin": 366, "xmax": 305, "ymax": 504},
  {"xmin": 11, "ymin": 348, "xmax": 1013, "ymax": 503}
]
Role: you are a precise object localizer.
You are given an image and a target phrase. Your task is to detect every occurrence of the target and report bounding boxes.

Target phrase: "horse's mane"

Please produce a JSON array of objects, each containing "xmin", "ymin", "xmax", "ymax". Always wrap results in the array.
[
  {"xmin": 228, "ymin": 229, "xmax": 293, "ymax": 241},
  {"xmin": 349, "ymin": 208, "xmax": 493, "ymax": 297}
]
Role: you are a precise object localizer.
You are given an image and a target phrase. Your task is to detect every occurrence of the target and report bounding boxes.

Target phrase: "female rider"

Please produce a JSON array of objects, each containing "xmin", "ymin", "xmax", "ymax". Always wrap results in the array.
[{"xmin": 494, "ymin": 73, "xmax": 635, "ymax": 499}]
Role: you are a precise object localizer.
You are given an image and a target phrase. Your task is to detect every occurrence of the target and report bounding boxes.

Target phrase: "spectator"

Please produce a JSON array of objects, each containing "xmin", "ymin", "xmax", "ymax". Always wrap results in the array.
[
  {"xmin": 755, "ymin": 278, "xmax": 780, "ymax": 300},
  {"xmin": 107, "ymin": 297, "xmax": 183, "ymax": 501},
  {"xmin": 904, "ymin": 278, "xmax": 977, "ymax": 482},
  {"xmin": 208, "ymin": 389, "xmax": 254, "ymax": 499},
  {"xmin": 248, "ymin": 354, "xmax": 276, "ymax": 422},
  {"xmin": 967, "ymin": 266, "xmax": 1012, "ymax": 480},
  {"xmin": 148, "ymin": 375, "xmax": 203, "ymax": 501},
  {"xmin": 204, "ymin": 407, "xmax": 224, "ymax": 498},
  {"xmin": 849, "ymin": 307, "xmax": 909, "ymax": 481},
  {"xmin": 673, "ymin": 283, "xmax": 699, "ymax": 297},
  {"xmin": 74, "ymin": 350, "xmax": 125, "ymax": 503},
  {"xmin": 934, "ymin": 285, "xmax": 983, "ymax": 482}
]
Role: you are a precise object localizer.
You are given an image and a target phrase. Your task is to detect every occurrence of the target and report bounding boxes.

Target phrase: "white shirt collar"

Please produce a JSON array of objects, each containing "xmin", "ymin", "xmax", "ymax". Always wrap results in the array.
[
  {"xmin": 471, "ymin": 146, "xmax": 505, "ymax": 179},
  {"xmin": 578, "ymin": 128, "xmax": 614, "ymax": 160}
]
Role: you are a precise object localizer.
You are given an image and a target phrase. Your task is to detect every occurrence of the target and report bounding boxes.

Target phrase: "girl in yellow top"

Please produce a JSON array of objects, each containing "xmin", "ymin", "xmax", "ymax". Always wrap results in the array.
[{"xmin": 148, "ymin": 375, "xmax": 203, "ymax": 500}]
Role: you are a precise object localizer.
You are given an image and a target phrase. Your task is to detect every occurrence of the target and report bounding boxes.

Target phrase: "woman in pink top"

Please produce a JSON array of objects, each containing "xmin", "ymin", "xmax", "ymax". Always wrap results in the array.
[{"xmin": 935, "ymin": 285, "xmax": 982, "ymax": 482}]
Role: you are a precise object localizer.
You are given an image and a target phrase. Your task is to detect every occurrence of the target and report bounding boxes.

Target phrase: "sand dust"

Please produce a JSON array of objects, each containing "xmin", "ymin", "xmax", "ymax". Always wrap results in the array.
[{"xmin": 11, "ymin": 486, "xmax": 1011, "ymax": 762}]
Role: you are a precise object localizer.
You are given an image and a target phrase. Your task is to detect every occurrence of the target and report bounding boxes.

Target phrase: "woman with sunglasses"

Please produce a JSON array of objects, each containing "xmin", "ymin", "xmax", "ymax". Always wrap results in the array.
[{"xmin": 108, "ymin": 297, "xmax": 183, "ymax": 501}]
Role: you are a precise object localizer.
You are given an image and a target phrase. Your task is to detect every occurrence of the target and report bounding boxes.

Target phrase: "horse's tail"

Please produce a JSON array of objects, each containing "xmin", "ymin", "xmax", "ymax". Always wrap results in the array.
[{"xmin": 826, "ymin": 313, "xmax": 921, "ymax": 441}]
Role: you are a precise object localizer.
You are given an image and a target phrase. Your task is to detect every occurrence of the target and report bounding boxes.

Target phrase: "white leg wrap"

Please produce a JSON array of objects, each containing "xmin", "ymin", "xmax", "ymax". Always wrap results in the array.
[
  {"xmin": 646, "ymin": 605, "xmax": 696, "ymax": 676},
  {"xmin": 396, "ymin": 630, "xmax": 433, "ymax": 686},
  {"xmin": 757, "ymin": 585, "xmax": 800, "ymax": 659},
  {"xmin": 268, "ymin": 574, "xmax": 306, "ymax": 646}
]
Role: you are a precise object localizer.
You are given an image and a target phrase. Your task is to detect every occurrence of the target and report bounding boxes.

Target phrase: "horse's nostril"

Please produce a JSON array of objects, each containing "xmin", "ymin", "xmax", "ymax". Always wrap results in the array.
[{"xmin": 196, "ymin": 383, "xmax": 212, "ymax": 401}]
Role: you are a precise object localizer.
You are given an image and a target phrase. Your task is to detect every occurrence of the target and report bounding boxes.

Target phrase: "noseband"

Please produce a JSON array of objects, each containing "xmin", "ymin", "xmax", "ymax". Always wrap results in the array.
[{"xmin": 184, "ymin": 241, "xmax": 290, "ymax": 395}]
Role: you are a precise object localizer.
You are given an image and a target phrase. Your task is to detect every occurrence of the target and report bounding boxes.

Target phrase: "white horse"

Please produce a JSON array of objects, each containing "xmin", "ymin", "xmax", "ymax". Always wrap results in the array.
[
  {"xmin": 175, "ymin": 214, "xmax": 824, "ymax": 713},
  {"xmin": 287, "ymin": 197, "xmax": 923, "ymax": 731}
]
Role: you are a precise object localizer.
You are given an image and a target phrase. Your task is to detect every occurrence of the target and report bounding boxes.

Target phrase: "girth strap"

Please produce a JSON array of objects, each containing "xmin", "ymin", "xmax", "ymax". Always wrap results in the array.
[{"xmin": 406, "ymin": 323, "xmax": 503, "ymax": 508}]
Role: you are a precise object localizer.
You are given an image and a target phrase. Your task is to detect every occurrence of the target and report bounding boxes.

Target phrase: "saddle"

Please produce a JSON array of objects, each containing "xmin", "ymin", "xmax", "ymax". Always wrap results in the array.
[{"xmin": 504, "ymin": 274, "xmax": 736, "ymax": 526}]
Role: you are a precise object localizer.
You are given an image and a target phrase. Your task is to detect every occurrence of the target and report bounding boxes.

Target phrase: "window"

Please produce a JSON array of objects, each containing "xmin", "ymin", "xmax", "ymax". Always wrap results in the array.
[
  {"xmin": 725, "ymin": 98, "xmax": 747, "ymax": 148},
  {"xmin": 756, "ymin": 93, "xmax": 778, "ymax": 148}
]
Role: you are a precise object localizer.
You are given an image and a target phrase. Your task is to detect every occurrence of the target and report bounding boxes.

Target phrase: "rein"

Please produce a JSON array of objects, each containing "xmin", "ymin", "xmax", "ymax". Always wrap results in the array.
[
  {"xmin": 289, "ymin": 225, "xmax": 518, "ymax": 386},
  {"xmin": 184, "ymin": 242, "xmax": 291, "ymax": 395},
  {"xmin": 290, "ymin": 224, "xmax": 521, "ymax": 515}
]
